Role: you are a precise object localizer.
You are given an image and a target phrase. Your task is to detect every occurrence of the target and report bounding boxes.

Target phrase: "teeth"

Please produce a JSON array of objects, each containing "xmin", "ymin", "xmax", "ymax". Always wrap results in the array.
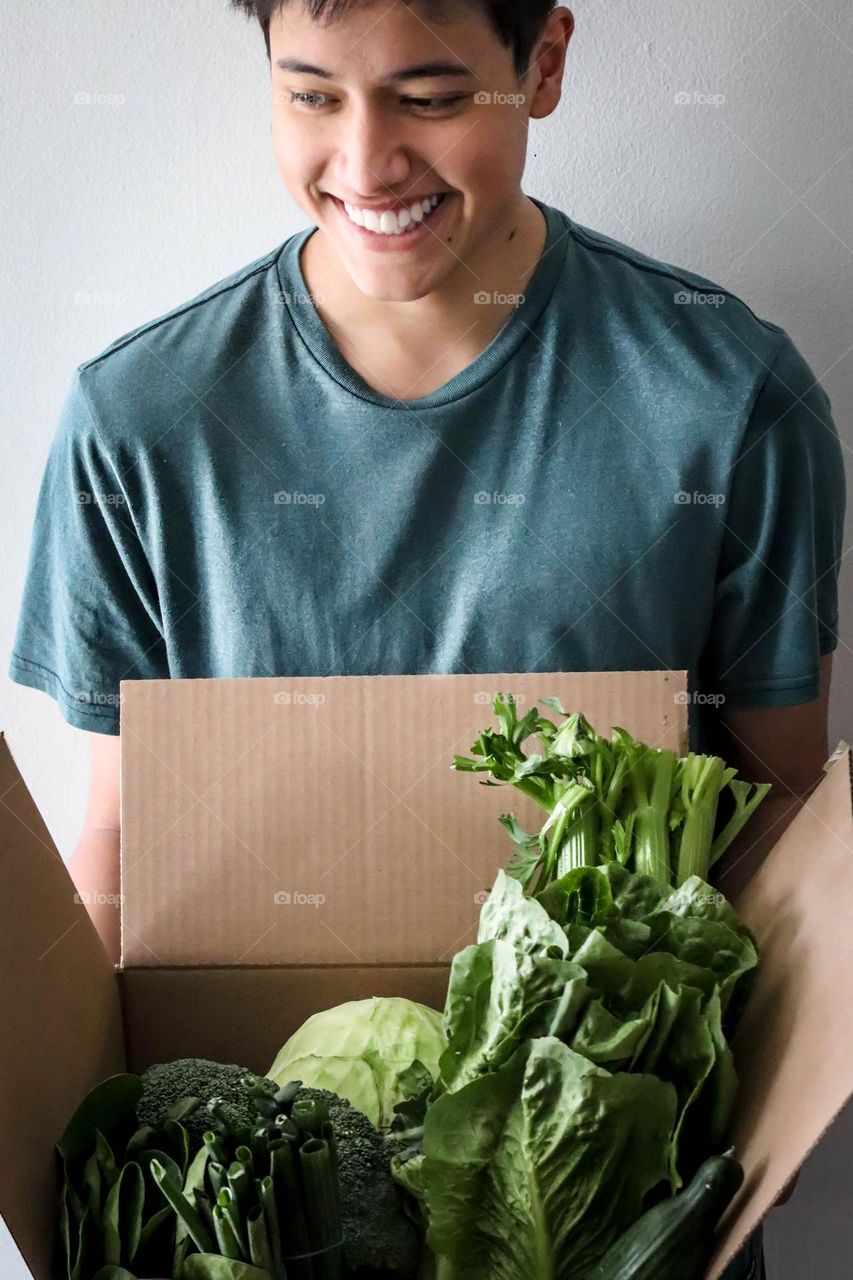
[{"xmin": 342, "ymin": 193, "xmax": 445, "ymax": 235}]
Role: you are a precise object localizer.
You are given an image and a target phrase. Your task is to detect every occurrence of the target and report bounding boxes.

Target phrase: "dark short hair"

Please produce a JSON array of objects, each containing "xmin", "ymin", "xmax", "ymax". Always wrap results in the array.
[{"xmin": 230, "ymin": 0, "xmax": 556, "ymax": 80}]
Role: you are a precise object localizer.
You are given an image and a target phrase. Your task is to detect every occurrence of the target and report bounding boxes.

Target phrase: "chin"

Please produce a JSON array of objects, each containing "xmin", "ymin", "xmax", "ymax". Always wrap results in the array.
[{"xmin": 345, "ymin": 260, "xmax": 446, "ymax": 302}]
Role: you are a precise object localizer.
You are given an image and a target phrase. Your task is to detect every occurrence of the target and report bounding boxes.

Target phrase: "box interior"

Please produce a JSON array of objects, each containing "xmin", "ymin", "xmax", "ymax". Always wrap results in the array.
[{"xmin": 4, "ymin": 671, "xmax": 853, "ymax": 1280}]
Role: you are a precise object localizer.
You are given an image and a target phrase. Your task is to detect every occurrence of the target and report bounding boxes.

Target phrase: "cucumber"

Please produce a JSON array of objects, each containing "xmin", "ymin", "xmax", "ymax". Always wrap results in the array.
[{"xmin": 586, "ymin": 1149, "xmax": 744, "ymax": 1280}]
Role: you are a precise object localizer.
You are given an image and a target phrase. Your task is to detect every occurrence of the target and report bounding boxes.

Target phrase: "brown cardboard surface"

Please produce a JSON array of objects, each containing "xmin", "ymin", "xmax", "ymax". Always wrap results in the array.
[
  {"xmin": 4, "ymin": 673, "xmax": 853, "ymax": 1280},
  {"xmin": 119, "ymin": 670, "xmax": 687, "ymax": 968},
  {"xmin": 707, "ymin": 744, "xmax": 853, "ymax": 1277},
  {"xmin": 118, "ymin": 966, "xmax": 451, "ymax": 1075},
  {"xmin": 0, "ymin": 733, "xmax": 125, "ymax": 1280}
]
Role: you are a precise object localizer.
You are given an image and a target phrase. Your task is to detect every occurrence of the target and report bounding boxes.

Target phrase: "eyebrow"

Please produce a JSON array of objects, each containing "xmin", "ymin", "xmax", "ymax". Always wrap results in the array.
[{"xmin": 275, "ymin": 57, "xmax": 476, "ymax": 82}]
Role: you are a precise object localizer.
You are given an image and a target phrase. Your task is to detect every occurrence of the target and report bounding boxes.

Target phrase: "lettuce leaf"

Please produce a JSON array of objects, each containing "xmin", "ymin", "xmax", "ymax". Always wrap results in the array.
[{"xmin": 421, "ymin": 1038, "xmax": 677, "ymax": 1280}]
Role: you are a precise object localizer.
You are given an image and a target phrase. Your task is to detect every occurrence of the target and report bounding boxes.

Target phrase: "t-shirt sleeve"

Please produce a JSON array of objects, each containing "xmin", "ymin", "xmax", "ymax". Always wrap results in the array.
[
  {"xmin": 698, "ymin": 331, "xmax": 846, "ymax": 708},
  {"xmin": 8, "ymin": 368, "xmax": 168, "ymax": 733}
]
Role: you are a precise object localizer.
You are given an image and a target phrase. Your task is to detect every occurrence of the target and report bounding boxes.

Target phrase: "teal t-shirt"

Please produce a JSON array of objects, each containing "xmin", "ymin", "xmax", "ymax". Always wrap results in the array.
[{"xmin": 8, "ymin": 196, "xmax": 846, "ymax": 741}]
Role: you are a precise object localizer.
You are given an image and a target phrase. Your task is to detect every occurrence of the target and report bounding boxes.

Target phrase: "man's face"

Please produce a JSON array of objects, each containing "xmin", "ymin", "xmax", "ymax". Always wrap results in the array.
[{"xmin": 268, "ymin": 0, "xmax": 539, "ymax": 301}]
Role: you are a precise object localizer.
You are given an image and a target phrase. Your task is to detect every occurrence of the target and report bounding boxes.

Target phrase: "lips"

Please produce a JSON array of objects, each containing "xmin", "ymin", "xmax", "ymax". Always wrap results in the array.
[{"xmin": 325, "ymin": 191, "xmax": 453, "ymax": 251}]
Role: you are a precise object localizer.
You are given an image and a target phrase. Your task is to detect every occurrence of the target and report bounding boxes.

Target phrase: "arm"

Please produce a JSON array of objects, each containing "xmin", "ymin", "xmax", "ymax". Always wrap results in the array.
[
  {"xmin": 706, "ymin": 653, "xmax": 833, "ymax": 903},
  {"xmin": 705, "ymin": 652, "xmax": 834, "ymax": 1207},
  {"xmin": 68, "ymin": 731, "xmax": 122, "ymax": 965}
]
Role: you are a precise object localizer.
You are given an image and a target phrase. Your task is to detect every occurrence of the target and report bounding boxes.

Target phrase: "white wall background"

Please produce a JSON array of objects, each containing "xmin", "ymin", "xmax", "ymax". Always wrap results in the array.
[{"xmin": 1, "ymin": 0, "xmax": 851, "ymax": 1274}]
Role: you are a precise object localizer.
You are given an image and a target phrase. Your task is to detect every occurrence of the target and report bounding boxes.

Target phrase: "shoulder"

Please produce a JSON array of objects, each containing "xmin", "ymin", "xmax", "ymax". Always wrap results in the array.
[
  {"xmin": 559, "ymin": 213, "xmax": 788, "ymax": 383},
  {"xmin": 71, "ymin": 240, "xmax": 293, "ymax": 449}
]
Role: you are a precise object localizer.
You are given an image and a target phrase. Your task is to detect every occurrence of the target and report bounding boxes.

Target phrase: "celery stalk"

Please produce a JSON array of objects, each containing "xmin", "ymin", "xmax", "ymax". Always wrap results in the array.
[
  {"xmin": 622, "ymin": 740, "xmax": 677, "ymax": 886},
  {"xmin": 708, "ymin": 779, "xmax": 773, "ymax": 869},
  {"xmin": 554, "ymin": 798, "xmax": 600, "ymax": 878},
  {"xmin": 674, "ymin": 755, "xmax": 726, "ymax": 885},
  {"xmin": 539, "ymin": 783, "xmax": 599, "ymax": 878}
]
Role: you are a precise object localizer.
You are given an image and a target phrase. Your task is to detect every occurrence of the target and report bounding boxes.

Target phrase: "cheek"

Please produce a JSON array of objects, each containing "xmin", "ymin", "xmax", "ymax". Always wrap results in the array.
[
  {"xmin": 454, "ymin": 118, "xmax": 524, "ymax": 191},
  {"xmin": 271, "ymin": 117, "xmax": 315, "ymax": 183}
]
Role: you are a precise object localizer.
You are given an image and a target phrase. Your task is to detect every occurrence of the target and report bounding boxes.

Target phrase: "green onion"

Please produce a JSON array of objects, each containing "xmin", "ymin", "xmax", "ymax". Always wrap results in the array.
[
  {"xmin": 203, "ymin": 1129, "xmax": 229, "ymax": 1166},
  {"xmin": 260, "ymin": 1173, "xmax": 287, "ymax": 1280},
  {"xmin": 271, "ymin": 1138, "xmax": 311, "ymax": 1263},
  {"xmin": 247, "ymin": 1202, "xmax": 277, "ymax": 1274},
  {"xmin": 218, "ymin": 1185, "xmax": 249, "ymax": 1257},
  {"xmin": 213, "ymin": 1201, "xmax": 245, "ymax": 1260},
  {"xmin": 207, "ymin": 1160, "xmax": 226, "ymax": 1200},
  {"xmin": 149, "ymin": 1158, "xmax": 215, "ymax": 1253},
  {"xmin": 291, "ymin": 1096, "xmax": 328, "ymax": 1138},
  {"xmin": 299, "ymin": 1136, "xmax": 343, "ymax": 1280},
  {"xmin": 192, "ymin": 1187, "xmax": 217, "ymax": 1240}
]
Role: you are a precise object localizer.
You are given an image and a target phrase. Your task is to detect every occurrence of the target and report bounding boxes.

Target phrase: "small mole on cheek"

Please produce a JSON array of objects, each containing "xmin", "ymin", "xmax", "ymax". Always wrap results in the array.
[{"xmin": 509, "ymin": 228, "xmax": 517, "ymax": 241}]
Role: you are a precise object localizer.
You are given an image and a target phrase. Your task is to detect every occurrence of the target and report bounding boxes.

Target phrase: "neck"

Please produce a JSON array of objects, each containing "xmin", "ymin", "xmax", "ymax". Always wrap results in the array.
[{"xmin": 299, "ymin": 192, "xmax": 548, "ymax": 345}]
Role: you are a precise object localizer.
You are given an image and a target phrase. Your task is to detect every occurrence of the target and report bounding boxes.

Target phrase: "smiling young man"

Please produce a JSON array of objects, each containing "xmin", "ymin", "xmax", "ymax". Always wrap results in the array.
[{"xmin": 7, "ymin": 3, "xmax": 846, "ymax": 1275}]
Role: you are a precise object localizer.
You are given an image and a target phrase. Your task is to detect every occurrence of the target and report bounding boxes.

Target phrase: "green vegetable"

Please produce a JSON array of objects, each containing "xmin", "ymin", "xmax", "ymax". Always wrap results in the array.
[
  {"xmin": 413, "ymin": 1037, "xmax": 677, "ymax": 1280},
  {"xmin": 268, "ymin": 997, "xmax": 446, "ymax": 1127},
  {"xmin": 59, "ymin": 1062, "xmax": 355, "ymax": 1279},
  {"xmin": 295, "ymin": 1086, "xmax": 421, "ymax": 1278},
  {"xmin": 584, "ymin": 1149, "xmax": 744, "ymax": 1279},
  {"xmin": 136, "ymin": 1059, "xmax": 272, "ymax": 1157},
  {"xmin": 453, "ymin": 696, "xmax": 771, "ymax": 891},
  {"xmin": 182, "ymin": 1257, "xmax": 274, "ymax": 1280},
  {"xmin": 395, "ymin": 857, "xmax": 757, "ymax": 1277},
  {"xmin": 58, "ymin": 1075, "xmax": 143, "ymax": 1165},
  {"xmin": 101, "ymin": 1161, "xmax": 145, "ymax": 1265},
  {"xmin": 150, "ymin": 1156, "xmax": 216, "ymax": 1252},
  {"xmin": 298, "ymin": 1139, "xmax": 342, "ymax": 1279}
]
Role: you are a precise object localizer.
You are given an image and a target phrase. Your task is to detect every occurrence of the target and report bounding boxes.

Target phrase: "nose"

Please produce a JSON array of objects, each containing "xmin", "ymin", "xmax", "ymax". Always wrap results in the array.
[{"xmin": 334, "ymin": 101, "xmax": 413, "ymax": 199}]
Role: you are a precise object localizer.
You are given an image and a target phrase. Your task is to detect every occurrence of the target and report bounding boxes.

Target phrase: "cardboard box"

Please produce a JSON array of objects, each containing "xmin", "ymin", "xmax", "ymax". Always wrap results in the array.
[{"xmin": 1, "ymin": 669, "xmax": 851, "ymax": 1279}]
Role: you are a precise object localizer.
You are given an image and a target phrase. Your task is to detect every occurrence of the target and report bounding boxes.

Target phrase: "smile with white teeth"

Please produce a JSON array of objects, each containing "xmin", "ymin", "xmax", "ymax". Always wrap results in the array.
[{"xmin": 341, "ymin": 193, "xmax": 447, "ymax": 235}]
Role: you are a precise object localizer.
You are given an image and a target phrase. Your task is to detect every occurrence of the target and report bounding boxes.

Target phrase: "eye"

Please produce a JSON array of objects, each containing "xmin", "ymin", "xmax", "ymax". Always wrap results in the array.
[
  {"xmin": 288, "ymin": 90, "xmax": 332, "ymax": 110},
  {"xmin": 403, "ymin": 95, "xmax": 468, "ymax": 113}
]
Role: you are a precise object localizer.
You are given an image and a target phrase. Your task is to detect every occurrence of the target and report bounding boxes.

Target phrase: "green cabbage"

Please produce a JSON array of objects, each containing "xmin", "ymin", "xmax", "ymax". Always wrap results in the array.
[{"xmin": 267, "ymin": 996, "xmax": 446, "ymax": 1127}]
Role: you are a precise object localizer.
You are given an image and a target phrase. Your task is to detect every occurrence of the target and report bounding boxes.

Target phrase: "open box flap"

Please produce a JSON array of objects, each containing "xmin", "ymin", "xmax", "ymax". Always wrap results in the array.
[
  {"xmin": 0, "ymin": 733, "xmax": 125, "ymax": 1280},
  {"xmin": 708, "ymin": 744, "xmax": 853, "ymax": 1276},
  {"xmin": 119, "ymin": 670, "xmax": 688, "ymax": 968}
]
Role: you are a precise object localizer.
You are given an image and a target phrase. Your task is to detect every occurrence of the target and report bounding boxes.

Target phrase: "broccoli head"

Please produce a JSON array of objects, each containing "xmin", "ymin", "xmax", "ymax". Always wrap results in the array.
[
  {"xmin": 295, "ymin": 1086, "xmax": 421, "ymax": 1279},
  {"xmin": 135, "ymin": 1057, "xmax": 274, "ymax": 1154}
]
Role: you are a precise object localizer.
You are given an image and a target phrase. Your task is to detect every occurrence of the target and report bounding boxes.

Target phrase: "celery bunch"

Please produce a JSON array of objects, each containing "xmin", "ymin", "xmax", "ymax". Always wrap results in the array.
[{"xmin": 452, "ymin": 695, "xmax": 771, "ymax": 893}]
